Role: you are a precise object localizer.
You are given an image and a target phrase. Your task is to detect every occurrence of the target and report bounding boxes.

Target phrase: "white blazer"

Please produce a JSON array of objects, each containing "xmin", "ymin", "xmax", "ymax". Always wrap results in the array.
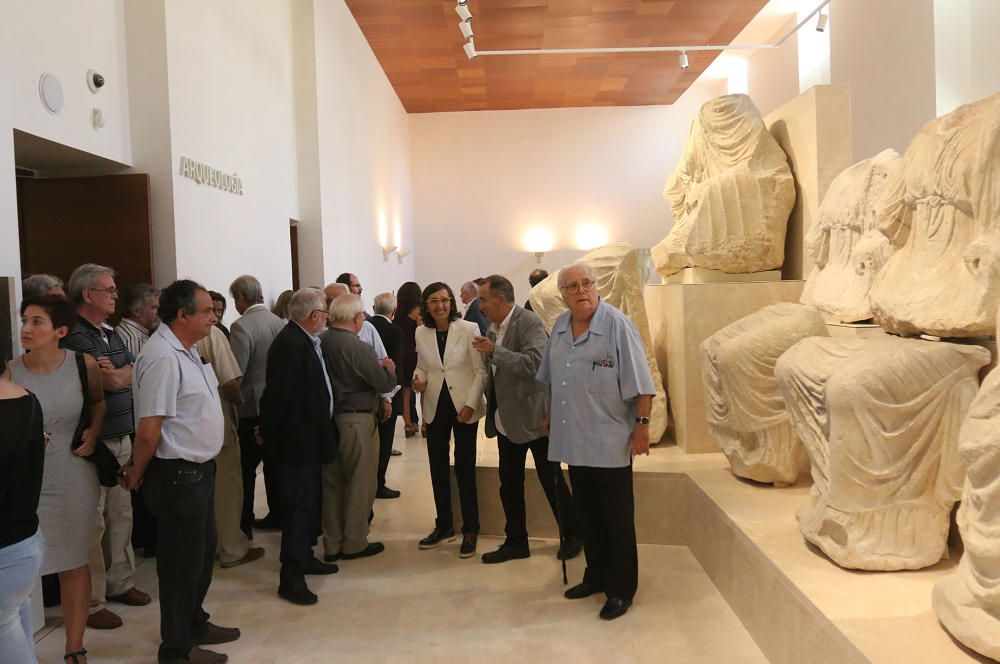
[{"xmin": 414, "ymin": 318, "xmax": 487, "ymax": 424}]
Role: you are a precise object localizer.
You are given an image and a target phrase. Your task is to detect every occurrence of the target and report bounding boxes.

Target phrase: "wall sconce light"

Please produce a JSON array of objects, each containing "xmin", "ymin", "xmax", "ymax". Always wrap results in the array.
[
  {"xmin": 397, "ymin": 249, "xmax": 411, "ymax": 265},
  {"xmin": 523, "ymin": 227, "xmax": 555, "ymax": 265},
  {"xmin": 382, "ymin": 245, "xmax": 398, "ymax": 262}
]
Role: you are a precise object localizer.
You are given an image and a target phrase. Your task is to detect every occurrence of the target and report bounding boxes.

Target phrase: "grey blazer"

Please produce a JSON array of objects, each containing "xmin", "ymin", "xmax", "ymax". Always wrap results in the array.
[
  {"xmin": 484, "ymin": 306, "xmax": 550, "ymax": 444},
  {"xmin": 230, "ymin": 304, "xmax": 286, "ymax": 418}
]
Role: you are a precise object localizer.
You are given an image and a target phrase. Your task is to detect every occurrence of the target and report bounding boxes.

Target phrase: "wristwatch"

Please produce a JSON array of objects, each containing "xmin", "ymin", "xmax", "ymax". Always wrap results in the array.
[{"xmin": 635, "ymin": 416, "xmax": 650, "ymax": 425}]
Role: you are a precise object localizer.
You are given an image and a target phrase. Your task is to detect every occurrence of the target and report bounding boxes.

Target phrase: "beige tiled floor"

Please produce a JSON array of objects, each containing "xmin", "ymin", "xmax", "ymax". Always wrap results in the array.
[{"xmin": 34, "ymin": 427, "xmax": 765, "ymax": 664}]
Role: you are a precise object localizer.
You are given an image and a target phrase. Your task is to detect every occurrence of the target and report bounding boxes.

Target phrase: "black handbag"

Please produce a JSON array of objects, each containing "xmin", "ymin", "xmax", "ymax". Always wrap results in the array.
[{"xmin": 70, "ymin": 352, "xmax": 121, "ymax": 488}]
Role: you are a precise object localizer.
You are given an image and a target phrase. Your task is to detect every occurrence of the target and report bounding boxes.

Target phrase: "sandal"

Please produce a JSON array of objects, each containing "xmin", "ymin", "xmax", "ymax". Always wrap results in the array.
[
  {"xmin": 65, "ymin": 649, "xmax": 88, "ymax": 663},
  {"xmin": 420, "ymin": 423, "xmax": 427, "ymax": 438},
  {"xmin": 404, "ymin": 423, "xmax": 417, "ymax": 439}
]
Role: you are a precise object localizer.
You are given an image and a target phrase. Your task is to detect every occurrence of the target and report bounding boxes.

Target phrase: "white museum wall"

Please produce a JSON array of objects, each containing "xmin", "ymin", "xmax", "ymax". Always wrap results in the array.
[
  {"xmin": 311, "ymin": 0, "xmax": 416, "ymax": 305},
  {"xmin": 409, "ymin": 79, "xmax": 726, "ymax": 305},
  {"xmin": 828, "ymin": 0, "xmax": 937, "ymax": 161},
  {"xmin": 0, "ymin": 0, "xmax": 133, "ymax": 288},
  {"xmin": 934, "ymin": 0, "xmax": 1000, "ymax": 116},
  {"xmin": 745, "ymin": 16, "xmax": 800, "ymax": 118},
  {"xmin": 161, "ymin": 0, "xmax": 299, "ymax": 309}
]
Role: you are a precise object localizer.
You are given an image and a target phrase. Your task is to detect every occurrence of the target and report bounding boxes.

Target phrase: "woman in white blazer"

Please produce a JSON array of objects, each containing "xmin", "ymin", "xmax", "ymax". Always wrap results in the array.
[{"xmin": 412, "ymin": 282, "xmax": 487, "ymax": 558}]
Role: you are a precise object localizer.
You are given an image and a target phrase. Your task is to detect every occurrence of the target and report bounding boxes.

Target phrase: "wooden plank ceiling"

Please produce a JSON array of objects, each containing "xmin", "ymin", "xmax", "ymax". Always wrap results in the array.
[{"xmin": 345, "ymin": 0, "xmax": 769, "ymax": 113}]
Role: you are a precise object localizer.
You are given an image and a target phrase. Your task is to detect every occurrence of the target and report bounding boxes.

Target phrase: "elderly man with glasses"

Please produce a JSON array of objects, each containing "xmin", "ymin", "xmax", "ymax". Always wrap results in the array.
[
  {"xmin": 62, "ymin": 263, "xmax": 151, "ymax": 629},
  {"xmin": 537, "ymin": 263, "xmax": 655, "ymax": 622},
  {"xmin": 259, "ymin": 288, "xmax": 340, "ymax": 605}
]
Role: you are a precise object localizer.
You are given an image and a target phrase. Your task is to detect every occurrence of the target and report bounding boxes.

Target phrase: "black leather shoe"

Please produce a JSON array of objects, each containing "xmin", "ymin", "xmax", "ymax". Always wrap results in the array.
[
  {"xmin": 481, "ymin": 545, "xmax": 530, "ymax": 564},
  {"xmin": 253, "ymin": 514, "xmax": 282, "ymax": 531},
  {"xmin": 194, "ymin": 622, "xmax": 240, "ymax": 645},
  {"xmin": 340, "ymin": 542, "xmax": 385, "ymax": 559},
  {"xmin": 557, "ymin": 536, "xmax": 583, "ymax": 561},
  {"xmin": 278, "ymin": 584, "xmax": 318, "ymax": 606},
  {"xmin": 389, "ymin": 448, "xmax": 402, "ymax": 456},
  {"xmin": 459, "ymin": 534, "xmax": 478, "ymax": 558},
  {"xmin": 304, "ymin": 558, "xmax": 339, "ymax": 575},
  {"xmin": 564, "ymin": 582, "xmax": 602, "ymax": 600},
  {"xmin": 376, "ymin": 486, "xmax": 401, "ymax": 499},
  {"xmin": 419, "ymin": 528, "xmax": 456, "ymax": 549},
  {"xmin": 599, "ymin": 597, "xmax": 632, "ymax": 620}
]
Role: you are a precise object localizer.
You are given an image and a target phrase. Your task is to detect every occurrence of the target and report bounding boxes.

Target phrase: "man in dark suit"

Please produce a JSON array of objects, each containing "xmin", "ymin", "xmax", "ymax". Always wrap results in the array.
[
  {"xmin": 524, "ymin": 268, "xmax": 548, "ymax": 312},
  {"xmin": 259, "ymin": 288, "xmax": 340, "ymax": 606},
  {"xmin": 370, "ymin": 292, "xmax": 403, "ymax": 499},
  {"xmin": 461, "ymin": 278, "xmax": 489, "ymax": 335},
  {"xmin": 472, "ymin": 274, "xmax": 582, "ymax": 564}
]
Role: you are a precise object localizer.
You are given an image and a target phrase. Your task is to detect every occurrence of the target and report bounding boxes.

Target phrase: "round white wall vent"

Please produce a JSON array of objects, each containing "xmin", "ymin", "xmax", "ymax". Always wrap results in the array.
[{"xmin": 39, "ymin": 72, "xmax": 64, "ymax": 114}]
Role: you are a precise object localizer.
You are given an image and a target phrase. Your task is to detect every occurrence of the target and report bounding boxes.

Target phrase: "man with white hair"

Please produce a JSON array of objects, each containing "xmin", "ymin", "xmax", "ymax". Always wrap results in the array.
[
  {"xmin": 22, "ymin": 273, "xmax": 65, "ymax": 299},
  {"xmin": 62, "ymin": 263, "xmax": 150, "ymax": 629},
  {"xmin": 319, "ymin": 294, "xmax": 396, "ymax": 562},
  {"xmin": 260, "ymin": 288, "xmax": 340, "ymax": 605},
  {"xmin": 230, "ymin": 274, "xmax": 286, "ymax": 536},
  {"xmin": 370, "ymin": 292, "xmax": 403, "ymax": 498},
  {"xmin": 537, "ymin": 263, "xmax": 656, "ymax": 622}
]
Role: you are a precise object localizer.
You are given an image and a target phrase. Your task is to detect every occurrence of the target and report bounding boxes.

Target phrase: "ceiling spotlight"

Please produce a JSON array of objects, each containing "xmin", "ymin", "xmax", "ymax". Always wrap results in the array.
[
  {"xmin": 679, "ymin": 51, "xmax": 689, "ymax": 70},
  {"xmin": 459, "ymin": 20, "xmax": 474, "ymax": 41},
  {"xmin": 463, "ymin": 38, "xmax": 477, "ymax": 60},
  {"xmin": 456, "ymin": 2, "xmax": 471, "ymax": 22},
  {"xmin": 815, "ymin": 12, "xmax": 828, "ymax": 32}
]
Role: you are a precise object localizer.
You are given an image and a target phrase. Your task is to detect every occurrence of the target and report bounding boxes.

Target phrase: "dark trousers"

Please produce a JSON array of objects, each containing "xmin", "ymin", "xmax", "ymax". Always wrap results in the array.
[
  {"xmin": 426, "ymin": 392, "xmax": 479, "ymax": 534},
  {"xmin": 278, "ymin": 464, "xmax": 322, "ymax": 587},
  {"xmin": 568, "ymin": 464, "xmax": 638, "ymax": 601},
  {"xmin": 376, "ymin": 414, "xmax": 397, "ymax": 489},
  {"xmin": 497, "ymin": 433, "xmax": 580, "ymax": 548},
  {"xmin": 238, "ymin": 417, "xmax": 281, "ymax": 537},
  {"xmin": 141, "ymin": 458, "xmax": 217, "ymax": 659},
  {"xmin": 131, "ymin": 487, "xmax": 157, "ymax": 553}
]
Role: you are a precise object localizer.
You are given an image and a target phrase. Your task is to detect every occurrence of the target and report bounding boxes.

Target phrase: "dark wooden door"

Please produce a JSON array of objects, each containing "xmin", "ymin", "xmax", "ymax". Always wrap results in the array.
[
  {"xmin": 17, "ymin": 174, "xmax": 153, "ymax": 290},
  {"xmin": 290, "ymin": 224, "xmax": 300, "ymax": 290}
]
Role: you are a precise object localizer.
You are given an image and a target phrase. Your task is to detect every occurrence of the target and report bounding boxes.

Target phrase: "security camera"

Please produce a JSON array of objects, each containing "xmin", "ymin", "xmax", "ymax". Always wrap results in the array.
[{"xmin": 87, "ymin": 69, "xmax": 105, "ymax": 93}]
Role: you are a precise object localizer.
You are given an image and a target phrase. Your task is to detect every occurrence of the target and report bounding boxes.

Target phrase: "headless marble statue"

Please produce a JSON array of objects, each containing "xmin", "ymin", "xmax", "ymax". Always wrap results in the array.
[
  {"xmin": 773, "ymin": 94, "xmax": 1000, "ymax": 570},
  {"xmin": 929, "ymin": 92, "xmax": 1000, "ymax": 662},
  {"xmin": 652, "ymin": 93, "xmax": 795, "ymax": 278},
  {"xmin": 529, "ymin": 243, "xmax": 669, "ymax": 443},
  {"xmin": 700, "ymin": 150, "xmax": 900, "ymax": 485}
]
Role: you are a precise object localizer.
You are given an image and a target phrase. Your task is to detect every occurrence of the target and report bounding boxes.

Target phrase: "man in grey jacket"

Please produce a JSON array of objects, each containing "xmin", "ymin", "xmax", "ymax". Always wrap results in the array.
[
  {"xmin": 230, "ymin": 275, "xmax": 287, "ymax": 537},
  {"xmin": 472, "ymin": 274, "xmax": 581, "ymax": 564}
]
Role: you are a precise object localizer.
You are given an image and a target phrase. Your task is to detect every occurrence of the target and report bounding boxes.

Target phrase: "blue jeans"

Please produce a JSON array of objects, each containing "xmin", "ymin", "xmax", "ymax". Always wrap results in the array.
[{"xmin": 0, "ymin": 530, "xmax": 43, "ymax": 664}]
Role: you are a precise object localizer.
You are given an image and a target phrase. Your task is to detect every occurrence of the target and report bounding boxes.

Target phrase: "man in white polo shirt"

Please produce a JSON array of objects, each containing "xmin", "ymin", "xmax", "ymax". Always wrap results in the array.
[{"xmin": 121, "ymin": 280, "xmax": 240, "ymax": 664}]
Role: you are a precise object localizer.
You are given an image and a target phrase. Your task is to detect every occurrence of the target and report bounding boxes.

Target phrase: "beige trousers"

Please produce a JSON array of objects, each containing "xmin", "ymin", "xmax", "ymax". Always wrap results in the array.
[
  {"xmin": 215, "ymin": 416, "xmax": 251, "ymax": 563},
  {"xmin": 89, "ymin": 435, "xmax": 136, "ymax": 608},
  {"xmin": 322, "ymin": 413, "xmax": 379, "ymax": 556}
]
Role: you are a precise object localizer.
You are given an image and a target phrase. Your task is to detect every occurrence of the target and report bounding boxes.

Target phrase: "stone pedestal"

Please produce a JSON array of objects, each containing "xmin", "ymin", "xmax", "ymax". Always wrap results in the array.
[
  {"xmin": 764, "ymin": 85, "xmax": 852, "ymax": 280},
  {"xmin": 645, "ymin": 280, "xmax": 805, "ymax": 453}
]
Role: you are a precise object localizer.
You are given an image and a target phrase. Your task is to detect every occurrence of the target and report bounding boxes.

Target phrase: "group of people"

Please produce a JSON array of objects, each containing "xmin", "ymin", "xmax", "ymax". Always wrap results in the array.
[{"xmin": 0, "ymin": 261, "xmax": 656, "ymax": 664}]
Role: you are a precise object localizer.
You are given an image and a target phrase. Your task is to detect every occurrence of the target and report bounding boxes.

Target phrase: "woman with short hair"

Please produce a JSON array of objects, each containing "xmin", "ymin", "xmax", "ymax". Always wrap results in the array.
[
  {"xmin": 412, "ymin": 282, "xmax": 487, "ymax": 558},
  {"xmin": 8, "ymin": 295, "xmax": 106, "ymax": 664}
]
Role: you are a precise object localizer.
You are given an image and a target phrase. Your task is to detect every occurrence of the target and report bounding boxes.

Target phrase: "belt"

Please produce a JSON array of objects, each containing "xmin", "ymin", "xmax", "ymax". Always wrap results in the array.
[{"xmin": 336, "ymin": 409, "xmax": 376, "ymax": 415}]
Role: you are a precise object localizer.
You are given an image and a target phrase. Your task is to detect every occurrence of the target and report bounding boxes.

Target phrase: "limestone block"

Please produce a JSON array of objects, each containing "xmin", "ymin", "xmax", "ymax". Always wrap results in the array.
[
  {"xmin": 800, "ymin": 149, "xmax": 901, "ymax": 323},
  {"xmin": 933, "ymin": 348, "xmax": 1000, "ymax": 661},
  {"xmin": 645, "ymin": 280, "xmax": 805, "ymax": 454},
  {"xmin": 529, "ymin": 243, "xmax": 668, "ymax": 443},
  {"xmin": 701, "ymin": 303, "xmax": 825, "ymax": 485},
  {"xmin": 870, "ymin": 92, "xmax": 1000, "ymax": 338},
  {"xmin": 652, "ymin": 93, "xmax": 795, "ymax": 278},
  {"xmin": 775, "ymin": 335, "xmax": 989, "ymax": 570}
]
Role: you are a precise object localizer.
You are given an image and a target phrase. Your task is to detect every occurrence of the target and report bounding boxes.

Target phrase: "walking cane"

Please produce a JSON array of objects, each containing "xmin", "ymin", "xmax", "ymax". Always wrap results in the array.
[{"xmin": 552, "ymin": 460, "xmax": 568, "ymax": 585}]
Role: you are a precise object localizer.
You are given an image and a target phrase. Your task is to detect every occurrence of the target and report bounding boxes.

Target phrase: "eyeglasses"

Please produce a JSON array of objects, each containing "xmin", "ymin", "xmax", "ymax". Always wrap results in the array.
[
  {"xmin": 427, "ymin": 298, "xmax": 451, "ymax": 306},
  {"xmin": 559, "ymin": 279, "xmax": 596, "ymax": 293},
  {"xmin": 88, "ymin": 287, "xmax": 118, "ymax": 296},
  {"xmin": 312, "ymin": 309, "xmax": 329, "ymax": 317}
]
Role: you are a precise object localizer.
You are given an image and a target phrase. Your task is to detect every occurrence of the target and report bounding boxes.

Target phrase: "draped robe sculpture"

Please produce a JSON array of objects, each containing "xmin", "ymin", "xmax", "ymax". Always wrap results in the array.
[
  {"xmin": 652, "ymin": 93, "xmax": 795, "ymax": 278},
  {"xmin": 774, "ymin": 94, "xmax": 1000, "ymax": 570},
  {"xmin": 700, "ymin": 151, "xmax": 900, "ymax": 485},
  {"xmin": 529, "ymin": 243, "xmax": 668, "ymax": 443}
]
